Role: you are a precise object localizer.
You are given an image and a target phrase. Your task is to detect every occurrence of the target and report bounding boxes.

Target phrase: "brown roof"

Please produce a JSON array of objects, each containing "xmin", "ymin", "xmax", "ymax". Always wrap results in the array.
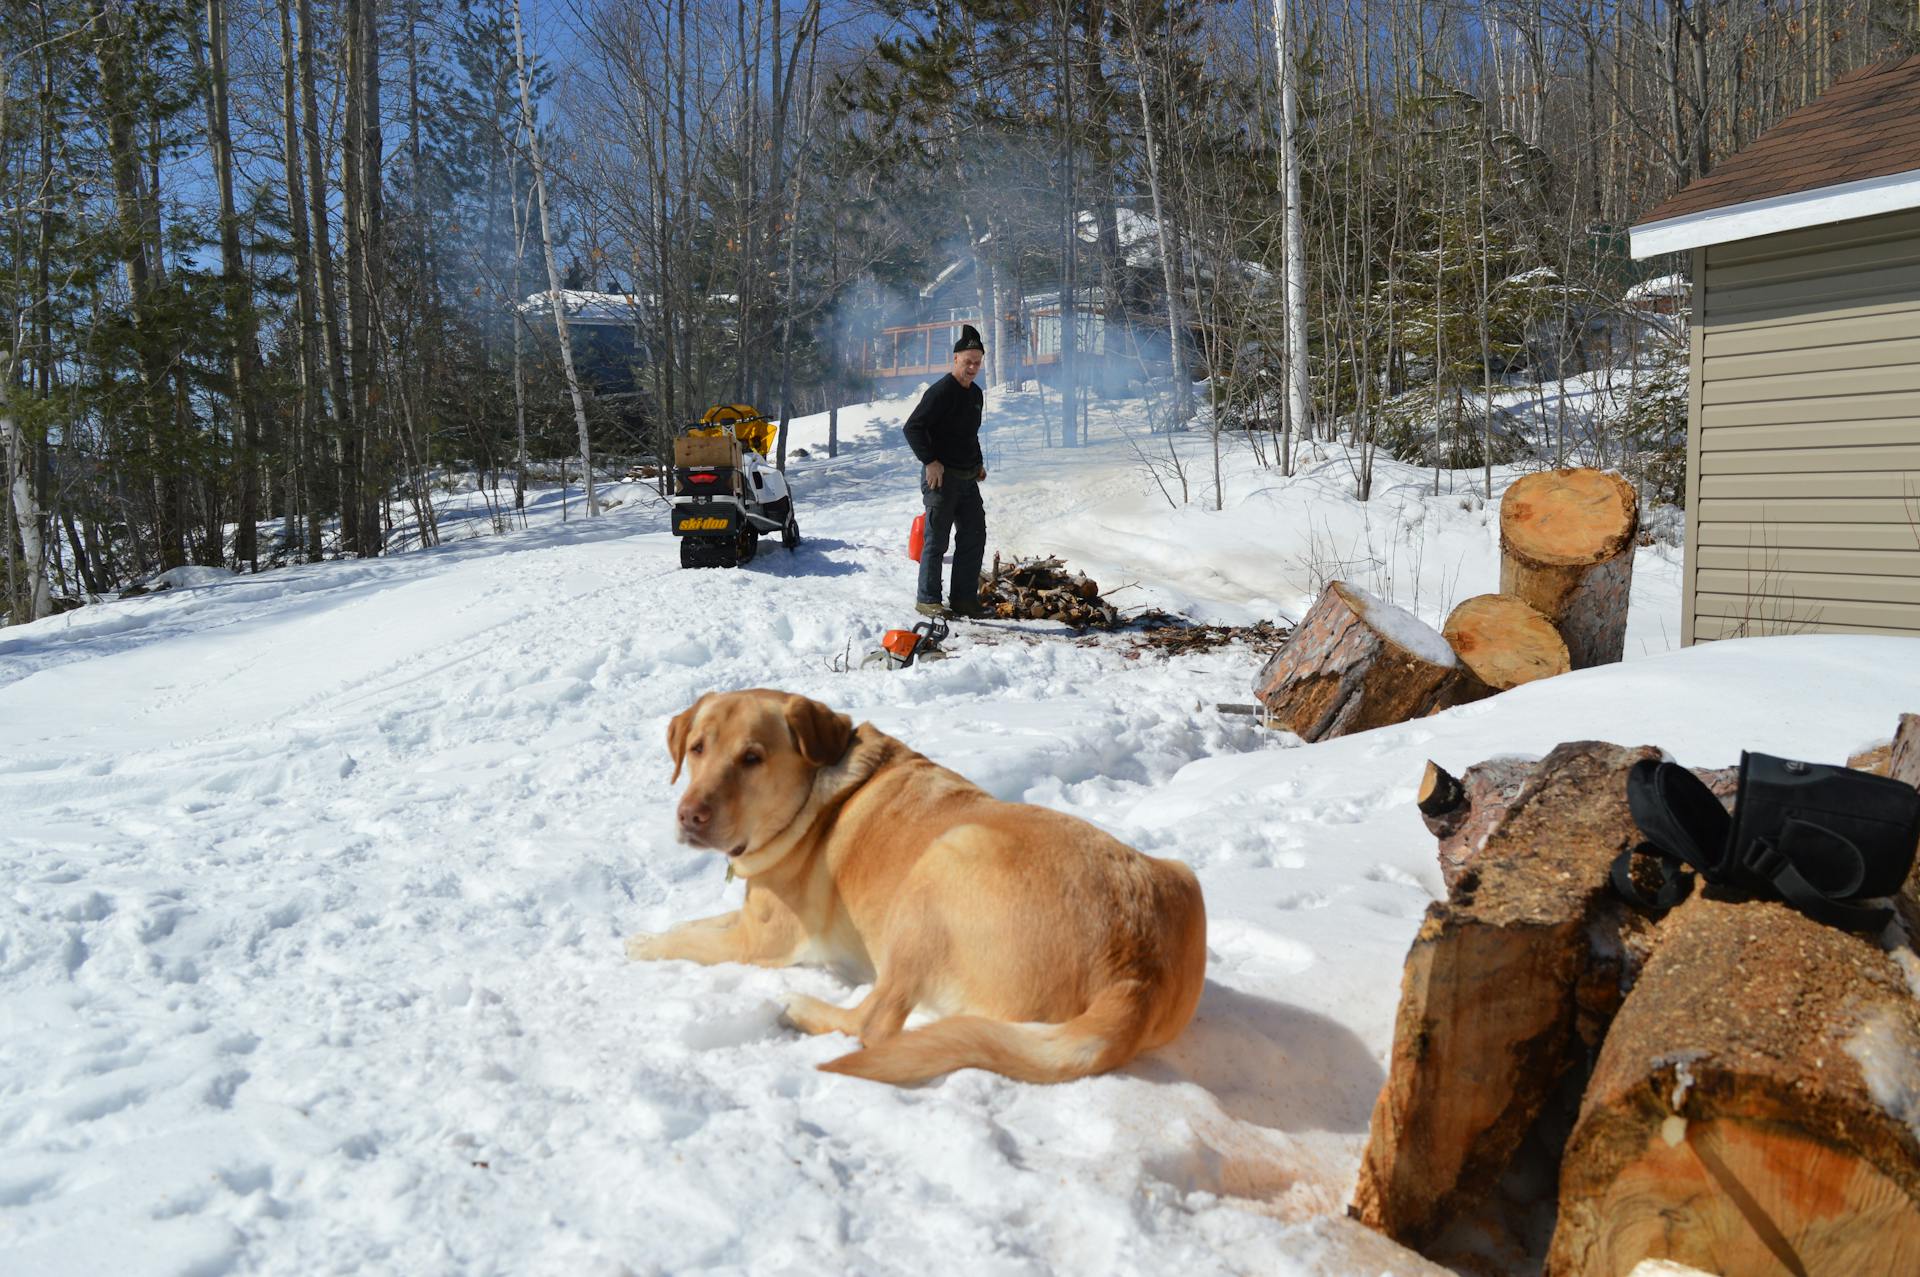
[{"xmin": 1636, "ymin": 52, "xmax": 1920, "ymax": 227}]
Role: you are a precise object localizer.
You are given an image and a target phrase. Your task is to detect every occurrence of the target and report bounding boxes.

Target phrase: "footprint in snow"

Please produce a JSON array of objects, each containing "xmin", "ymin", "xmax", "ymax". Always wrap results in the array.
[
  {"xmin": 661, "ymin": 639, "xmax": 711, "ymax": 667},
  {"xmin": 1207, "ymin": 920, "xmax": 1317, "ymax": 976}
]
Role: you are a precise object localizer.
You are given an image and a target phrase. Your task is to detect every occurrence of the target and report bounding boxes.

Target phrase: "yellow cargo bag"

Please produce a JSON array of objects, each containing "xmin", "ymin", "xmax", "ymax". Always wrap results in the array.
[{"xmin": 690, "ymin": 404, "xmax": 778, "ymax": 459}]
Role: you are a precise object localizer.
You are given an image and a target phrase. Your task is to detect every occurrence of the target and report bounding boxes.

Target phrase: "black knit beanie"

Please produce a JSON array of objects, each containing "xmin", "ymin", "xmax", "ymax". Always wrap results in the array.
[{"xmin": 953, "ymin": 323, "xmax": 985, "ymax": 354}]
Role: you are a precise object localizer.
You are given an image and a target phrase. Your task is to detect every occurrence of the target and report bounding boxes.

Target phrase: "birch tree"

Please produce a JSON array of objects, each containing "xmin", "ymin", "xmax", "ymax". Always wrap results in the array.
[
  {"xmin": 1272, "ymin": 0, "xmax": 1309, "ymax": 474},
  {"xmin": 512, "ymin": 0, "xmax": 597, "ymax": 516},
  {"xmin": 3, "ymin": 349, "xmax": 51, "ymax": 622}
]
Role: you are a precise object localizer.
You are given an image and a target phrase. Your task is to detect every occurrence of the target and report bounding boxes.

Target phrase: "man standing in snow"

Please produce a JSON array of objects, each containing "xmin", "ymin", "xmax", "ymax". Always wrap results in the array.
[{"xmin": 903, "ymin": 324, "xmax": 988, "ymax": 619}]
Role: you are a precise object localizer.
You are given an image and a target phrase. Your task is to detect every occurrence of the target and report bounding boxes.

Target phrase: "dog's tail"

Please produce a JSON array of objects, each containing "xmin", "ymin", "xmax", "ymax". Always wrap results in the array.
[{"xmin": 818, "ymin": 979, "xmax": 1154, "ymax": 1086}]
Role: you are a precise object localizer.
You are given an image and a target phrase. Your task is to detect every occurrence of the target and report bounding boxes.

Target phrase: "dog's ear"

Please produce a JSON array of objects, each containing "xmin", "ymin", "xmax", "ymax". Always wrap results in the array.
[
  {"xmin": 667, "ymin": 694, "xmax": 708, "ymax": 782},
  {"xmin": 784, "ymin": 695, "xmax": 853, "ymax": 768}
]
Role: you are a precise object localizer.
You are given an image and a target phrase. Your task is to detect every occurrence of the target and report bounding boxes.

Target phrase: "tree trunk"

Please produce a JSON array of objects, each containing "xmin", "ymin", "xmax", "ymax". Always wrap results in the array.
[
  {"xmin": 1352, "ymin": 742, "xmax": 1666, "ymax": 1257},
  {"xmin": 3, "ymin": 358, "xmax": 53, "ymax": 622},
  {"xmin": 1127, "ymin": 24, "xmax": 1192, "ymax": 425},
  {"xmin": 1499, "ymin": 468, "xmax": 1639, "ymax": 668},
  {"xmin": 1058, "ymin": 3, "xmax": 1078, "ymax": 447},
  {"xmin": 296, "ymin": 0, "xmax": 350, "ymax": 556},
  {"xmin": 1254, "ymin": 581, "xmax": 1478, "ymax": 741},
  {"xmin": 94, "ymin": 0, "xmax": 184, "ymax": 571},
  {"xmin": 276, "ymin": 0, "xmax": 324, "ymax": 562},
  {"xmin": 342, "ymin": 0, "xmax": 381, "ymax": 556},
  {"xmin": 513, "ymin": 0, "xmax": 597, "ymax": 516},
  {"xmin": 199, "ymin": 0, "xmax": 267, "ymax": 569},
  {"xmin": 509, "ymin": 141, "xmax": 530, "ymax": 514},
  {"xmin": 1274, "ymin": 0, "xmax": 1309, "ymax": 470},
  {"xmin": 1442, "ymin": 593, "xmax": 1571, "ymax": 692},
  {"xmin": 1548, "ymin": 896, "xmax": 1920, "ymax": 1277}
]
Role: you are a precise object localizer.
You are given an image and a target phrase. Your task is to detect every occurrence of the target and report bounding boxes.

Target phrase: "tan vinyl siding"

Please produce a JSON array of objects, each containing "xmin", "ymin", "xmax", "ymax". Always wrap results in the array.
[
  {"xmin": 1691, "ymin": 208, "xmax": 1920, "ymax": 642},
  {"xmin": 1694, "ymin": 614, "xmax": 1920, "ymax": 641}
]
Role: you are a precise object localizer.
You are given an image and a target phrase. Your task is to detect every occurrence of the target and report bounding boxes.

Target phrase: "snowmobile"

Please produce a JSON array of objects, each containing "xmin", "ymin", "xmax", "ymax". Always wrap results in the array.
[{"xmin": 670, "ymin": 404, "xmax": 801, "ymax": 569}]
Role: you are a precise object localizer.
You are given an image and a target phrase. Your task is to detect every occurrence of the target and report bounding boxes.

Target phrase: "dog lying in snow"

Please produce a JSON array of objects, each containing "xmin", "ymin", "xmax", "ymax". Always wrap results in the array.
[{"xmin": 624, "ymin": 689, "xmax": 1207, "ymax": 1085}]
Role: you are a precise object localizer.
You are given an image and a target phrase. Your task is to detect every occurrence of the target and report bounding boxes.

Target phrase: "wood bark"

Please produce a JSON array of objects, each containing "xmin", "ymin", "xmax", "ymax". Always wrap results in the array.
[
  {"xmin": 1254, "ymin": 581, "xmax": 1476, "ymax": 742},
  {"xmin": 1548, "ymin": 896, "xmax": 1920, "ymax": 1277},
  {"xmin": 1443, "ymin": 593, "xmax": 1571, "ymax": 692},
  {"xmin": 1500, "ymin": 468, "xmax": 1639, "ymax": 669},
  {"xmin": 1353, "ymin": 742, "xmax": 1665, "ymax": 1252}
]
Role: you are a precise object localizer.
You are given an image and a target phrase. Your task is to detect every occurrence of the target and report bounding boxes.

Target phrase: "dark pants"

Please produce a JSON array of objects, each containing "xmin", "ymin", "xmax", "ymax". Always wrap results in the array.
[{"xmin": 917, "ymin": 473, "xmax": 986, "ymax": 608}]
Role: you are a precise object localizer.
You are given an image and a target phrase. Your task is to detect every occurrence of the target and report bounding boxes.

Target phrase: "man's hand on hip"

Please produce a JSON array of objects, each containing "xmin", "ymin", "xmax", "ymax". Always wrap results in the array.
[
  {"xmin": 924, "ymin": 460, "xmax": 945, "ymax": 489},
  {"xmin": 975, "ymin": 465, "xmax": 987, "ymax": 481}
]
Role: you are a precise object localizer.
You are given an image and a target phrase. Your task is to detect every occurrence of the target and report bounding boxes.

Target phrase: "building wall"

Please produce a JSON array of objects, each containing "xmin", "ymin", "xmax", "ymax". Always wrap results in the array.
[{"xmin": 1688, "ymin": 206, "xmax": 1920, "ymax": 642}]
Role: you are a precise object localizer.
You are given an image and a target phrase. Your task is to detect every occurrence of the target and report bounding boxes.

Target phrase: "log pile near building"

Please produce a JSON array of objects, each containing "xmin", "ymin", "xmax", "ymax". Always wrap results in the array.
[
  {"xmin": 1350, "ymin": 721, "xmax": 1920, "ymax": 1276},
  {"xmin": 1252, "ymin": 467, "xmax": 1638, "ymax": 741}
]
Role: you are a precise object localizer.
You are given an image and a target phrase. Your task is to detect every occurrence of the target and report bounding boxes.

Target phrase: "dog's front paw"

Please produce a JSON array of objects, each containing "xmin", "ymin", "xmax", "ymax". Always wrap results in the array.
[
  {"xmin": 625, "ymin": 931, "xmax": 666, "ymax": 960},
  {"xmin": 782, "ymin": 992, "xmax": 849, "ymax": 1037}
]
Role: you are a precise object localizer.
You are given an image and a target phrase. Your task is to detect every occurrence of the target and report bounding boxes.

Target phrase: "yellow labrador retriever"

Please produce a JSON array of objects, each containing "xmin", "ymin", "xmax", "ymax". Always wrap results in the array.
[{"xmin": 625, "ymin": 689, "xmax": 1207, "ymax": 1085}]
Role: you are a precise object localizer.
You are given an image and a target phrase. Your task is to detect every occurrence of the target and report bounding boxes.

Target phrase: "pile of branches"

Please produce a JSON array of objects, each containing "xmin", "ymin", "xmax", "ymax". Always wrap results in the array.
[
  {"xmin": 1128, "ymin": 618, "xmax": 1293, "ymax": 657},
  {"xmin": 980, "ymin": 555, "xmax": 1125, "ymax": 629}
]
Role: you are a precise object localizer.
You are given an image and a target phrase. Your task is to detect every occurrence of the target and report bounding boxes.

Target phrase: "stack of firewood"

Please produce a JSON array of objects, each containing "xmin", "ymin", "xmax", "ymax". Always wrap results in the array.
[
  {"xmin": 1252, "ymin": 467, "xmax": 1640, "ymax": 742},
  {"xmin": 1351, "ymin": 715, "xmax": 1920, "ymax": 1276},
  {"xmin": 979, "ymin": 555, "xmax": 1125, "ymax": 628}
]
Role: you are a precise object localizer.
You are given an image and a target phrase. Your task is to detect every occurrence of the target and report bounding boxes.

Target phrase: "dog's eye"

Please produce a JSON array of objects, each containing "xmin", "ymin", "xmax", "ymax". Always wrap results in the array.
[
  {"xmin": 689, "ymin": 740, "xmax": 704, "ymax": 756},
  {"xmin": 740, "ymin": 751, "xmax": 763, "ymax": 768}
]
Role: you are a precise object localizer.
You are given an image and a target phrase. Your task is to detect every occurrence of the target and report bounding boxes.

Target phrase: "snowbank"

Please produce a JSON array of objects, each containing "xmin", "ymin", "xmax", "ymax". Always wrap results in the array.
[{"xmin": 2, "ymin": 385, "xmax": 1909, "ymax": 1274}]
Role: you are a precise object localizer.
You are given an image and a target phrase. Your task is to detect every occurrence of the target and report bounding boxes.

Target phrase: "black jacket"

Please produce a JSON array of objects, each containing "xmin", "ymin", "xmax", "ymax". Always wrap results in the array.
[{"xmin": 902, "ymin": 374, "xmax": 984, "ymax": 471}]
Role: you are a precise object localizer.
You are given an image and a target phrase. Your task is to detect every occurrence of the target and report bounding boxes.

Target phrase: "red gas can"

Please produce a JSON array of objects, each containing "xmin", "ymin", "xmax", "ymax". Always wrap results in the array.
[{"xmin": 908, "ymin": 513, "xmax": 926, "ymax": 562}]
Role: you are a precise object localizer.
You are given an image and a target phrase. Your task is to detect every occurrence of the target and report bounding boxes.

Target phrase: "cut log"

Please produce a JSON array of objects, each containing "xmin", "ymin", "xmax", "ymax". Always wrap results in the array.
[
  {"xmin": 1254, "ymin": 581, "xmax": 1481, "ymax": 742},
  {"xmin": 1416, "ymin": 760, "xmax": 1466, "ymax": 823},
  {"xmin": 1889, "ymin": 713, "xmax": 1920, "ymax": 937},
  {"xmin": 1442, "ymin": 593, "xmax": 1571, "ymax": 691},
  {"xmin": 1352, "ymin": 742, "xmax": 1664, "ymax": 1252},
  {"xmin": 1500, "ymin": 469, "xmax": 1639, "ymax": 670},
  {"xmin": 1418, "ymin": 756, "xmax": 1542, "ymax": 894},
  {"xmin": 1549, "ymin": 896, "xmax": 1920, "ymax": 1277},
  {"xmin": 1423, "ymin": 755, "xmax": 1739, "ymax": 897}
]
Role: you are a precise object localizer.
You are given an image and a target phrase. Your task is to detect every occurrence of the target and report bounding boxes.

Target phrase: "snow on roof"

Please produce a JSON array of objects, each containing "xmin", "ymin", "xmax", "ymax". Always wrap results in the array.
[
  {"xmin": 918, "ymin": 256, "xmax": 972, "ymax": 300},
  {"xmin": 519, "ymin": 290, "xmax": 643, "ymax": 324},
  {"xmin": 1623, "ymin": 274, "xmax": 1690, "ymax": 302},
  {"xmin": 520, "ymin": 291, "xmax": 740, "ymax": 322}
]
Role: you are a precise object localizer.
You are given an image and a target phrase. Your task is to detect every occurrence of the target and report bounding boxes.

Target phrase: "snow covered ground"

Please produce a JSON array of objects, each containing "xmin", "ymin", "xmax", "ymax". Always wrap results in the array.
[{"xmin": 3, "ymin": 385, "xmax": 1914, "ymax": 1276}]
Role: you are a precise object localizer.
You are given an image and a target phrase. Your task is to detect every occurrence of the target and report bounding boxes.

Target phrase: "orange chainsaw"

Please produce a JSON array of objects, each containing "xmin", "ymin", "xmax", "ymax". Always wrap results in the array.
[{"xmin": 861, "ymin": 616, "xmax": 951, "ymax": 670}]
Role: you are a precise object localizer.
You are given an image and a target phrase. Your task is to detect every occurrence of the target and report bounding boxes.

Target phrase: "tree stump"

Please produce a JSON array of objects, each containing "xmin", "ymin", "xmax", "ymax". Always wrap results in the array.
[
  {"xmin": 1254, "ymin": 581, "xmax": 1479, "ymax": 742},
  {"xmin": 1549, "ymin": 896, "xmax": 1920, "ymax": 1277},
  {"xmin": 1442, "ymin": 593, "xmax": 1572, "ymax": 691},
  {"xmin": 1352, "ymin": 742, "xmax": 1664, "ymax": 1251},
  {"xmin": 1500, "ymin": 469, "xmax": 1639, "ymax": 669}
]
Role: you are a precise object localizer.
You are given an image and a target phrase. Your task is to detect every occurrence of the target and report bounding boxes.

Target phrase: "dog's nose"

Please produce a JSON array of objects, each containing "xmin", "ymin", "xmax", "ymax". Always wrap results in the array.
[{"xmin": 679, "ymin": 798, "xmax": 713, "ymax": 832}]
